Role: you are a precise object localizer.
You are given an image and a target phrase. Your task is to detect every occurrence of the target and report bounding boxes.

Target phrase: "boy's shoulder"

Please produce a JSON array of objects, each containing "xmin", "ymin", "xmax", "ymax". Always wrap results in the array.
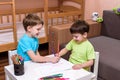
[
  {"xmin": 19, "ymin": 34, "xmax": 29, "ymax": 41},
  {"xmin": 85, "ymin": 40, "xmax": 94, "ymax": 47},
  {"xmin": 20, "ymin": 34, "xmax": 38, "ymax": 42}
]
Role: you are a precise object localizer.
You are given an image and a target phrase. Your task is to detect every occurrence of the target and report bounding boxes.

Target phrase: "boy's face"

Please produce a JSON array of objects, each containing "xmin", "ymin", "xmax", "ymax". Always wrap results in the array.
[
  {"xmin": 72, "ymin": 33, "xmax": 87, "ymax": 43},
  {"xmin": 27, "ymin": 24, "xmax": 43, "ymax": 38}
]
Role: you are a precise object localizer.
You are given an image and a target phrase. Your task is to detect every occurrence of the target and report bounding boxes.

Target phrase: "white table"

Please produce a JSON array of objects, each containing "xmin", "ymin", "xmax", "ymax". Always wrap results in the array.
[{"xmin": 4, "ymin": 57, "xmax": 93, "ymax": 80}]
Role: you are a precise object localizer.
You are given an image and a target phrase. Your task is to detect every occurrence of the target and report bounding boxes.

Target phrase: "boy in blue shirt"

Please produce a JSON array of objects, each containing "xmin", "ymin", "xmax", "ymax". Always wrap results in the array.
[
  {"xmin": 17, "ymin": 14, "xmax": 59, "ymax": 63},
  {"xmin": 57, "ymin": 20, "xmax": 95, "ymax": 71}
]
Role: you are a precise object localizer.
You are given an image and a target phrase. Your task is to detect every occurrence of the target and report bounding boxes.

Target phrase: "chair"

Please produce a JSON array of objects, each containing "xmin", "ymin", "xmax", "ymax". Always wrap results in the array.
[
  {"xmin": 91, "ymin": 52, "xmax": 100, "ymax": 80},
  {"xmin": 5, "ymin": 50, "xmax": 17, "ymax": 80},
  {"xmin": 8, "ymin": 50, "xmax": 17, "ymax": 65}
]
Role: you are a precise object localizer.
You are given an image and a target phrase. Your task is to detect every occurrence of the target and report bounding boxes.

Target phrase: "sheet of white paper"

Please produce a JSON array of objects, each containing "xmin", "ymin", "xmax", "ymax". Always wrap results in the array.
[{"xmin": 32, "ymin": 57, "xmax": 73, "ymax": 77}]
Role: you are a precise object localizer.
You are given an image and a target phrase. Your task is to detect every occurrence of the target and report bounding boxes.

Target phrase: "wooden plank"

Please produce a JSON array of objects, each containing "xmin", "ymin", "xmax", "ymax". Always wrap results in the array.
[
  {"xmin": 60, "ymin": 6, "xmax": 80, "ymax": 12},
  {"xmin": 0, "ymin": 62, "xmax": 8, "ymax": 68},
  {"xmin": 0, "ymin": 37, "xmax": 48, "ymax": 53},
  {"xmin": 0, "ymin": 7, "xmax": 59, "ymax": 15},
  {"xmin": 0, "ymin": 58, "xmax": 8, "ymax": 63},
  {"xmin": 38, "ymin": 37, "xmax": 48, "ymax": 44},
  {"xmin": 62, "ymin": 0, "xmax": 83, "ymax": 4},
  {"xmin": 0, "ymin": 74, "xmax": 5, "ymax": 80},
  {"xmin": 48, "ymin": 11, "xmax": 81, "ymax": 18},
  {"xmin": 0, "ymin": 26, "xmax": 13, "ymax": 30},
  {"xmin": 0, "ymin": 2, "xmax": 12, "ymax": 5},
  {"xmin": 0, "ymin": 43, "xmax": 16, "ymax": 53},
  {"xmin": 0, "ymin": 10, "xmax": 12, "ymax": 15}
]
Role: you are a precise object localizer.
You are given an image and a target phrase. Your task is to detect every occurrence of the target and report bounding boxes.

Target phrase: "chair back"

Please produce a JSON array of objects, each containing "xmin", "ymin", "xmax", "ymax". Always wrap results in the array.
[
  {"xmin": 92, "ymin": 52, "xmax": 99, "ymax": 80},
  {"xmin": 8, "ymin": 50, "xmax": 17, "ymax": 65}
]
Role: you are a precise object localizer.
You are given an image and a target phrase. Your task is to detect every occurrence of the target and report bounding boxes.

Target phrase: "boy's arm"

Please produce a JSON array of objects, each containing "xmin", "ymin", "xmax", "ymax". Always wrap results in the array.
[
  {"xmin": 72, "ymin": 59, "xmax": 94, "ymax": 70},
  {"xmin": 27, "ymin": 50, "xmax": 59, "ymax": 63},
  {"xmin": 36, "ymin": 50, "xmax": 40, "ymax": 56},
  {"xmin": 57, "ymin": 48, "xmax": 69, "ymax": 57}
]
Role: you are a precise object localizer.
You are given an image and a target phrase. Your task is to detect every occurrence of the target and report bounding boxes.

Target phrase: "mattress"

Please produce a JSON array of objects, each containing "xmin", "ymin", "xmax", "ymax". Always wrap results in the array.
[{"xmin": 0, "ymin": 22, "xmax": 45, "ymax": 44}]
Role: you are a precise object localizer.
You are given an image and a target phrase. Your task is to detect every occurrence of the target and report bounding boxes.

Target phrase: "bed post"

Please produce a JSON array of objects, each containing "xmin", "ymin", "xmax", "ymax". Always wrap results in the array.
[
  {"xmin": 44, "ymin": 0, "xmax": 48, "ymax": 42},
  {"xmin": 80, "ymin": 0, "xmax": 85, "ymax": 20},
  {"xmin": 12, "ymin": 0, "xmax": 17, "ymax": 48},
  {"xmin": 58, "ymin": 0, "xmax": 63, "ymax": 12}
]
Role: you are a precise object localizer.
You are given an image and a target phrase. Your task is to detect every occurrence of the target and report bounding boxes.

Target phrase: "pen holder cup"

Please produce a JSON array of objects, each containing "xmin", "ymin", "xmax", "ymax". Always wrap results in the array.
[{"xmin": 14, "ymin": 63, "xmax": 24, "ymax": 76}]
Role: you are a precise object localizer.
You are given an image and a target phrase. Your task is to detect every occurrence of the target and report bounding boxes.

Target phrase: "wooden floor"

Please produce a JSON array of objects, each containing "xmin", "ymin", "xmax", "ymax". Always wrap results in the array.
[
  {"xmin": 0, "ymin": 51, "xmax": 8, "ymax": 80},
  {"xmin": 0, "ymin": 43, "xmax": 48, "ymax": 80}
]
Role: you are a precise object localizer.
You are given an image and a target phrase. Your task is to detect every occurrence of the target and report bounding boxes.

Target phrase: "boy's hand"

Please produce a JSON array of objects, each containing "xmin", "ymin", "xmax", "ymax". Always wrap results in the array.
[
  {"xmin": 49, "ymin": 56, "xmax": 60, "ymax": 63},
  {"xmin": 54, "ymin": 53, "xmax": 60, "ymax": 57},
  {"xmin": 72, "ymin": 64, "xmax": 83, "ymax": 70}
]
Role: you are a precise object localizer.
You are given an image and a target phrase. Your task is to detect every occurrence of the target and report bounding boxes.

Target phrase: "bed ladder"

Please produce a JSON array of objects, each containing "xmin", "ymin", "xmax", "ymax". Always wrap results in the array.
[{"xmin": 0, "ymin": 0, "xmax": 17, "ymax": 51}]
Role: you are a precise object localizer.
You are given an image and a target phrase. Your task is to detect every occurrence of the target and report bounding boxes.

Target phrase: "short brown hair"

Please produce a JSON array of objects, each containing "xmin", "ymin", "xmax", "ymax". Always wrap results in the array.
[
  {"xmin": 23, "ymin": 14, "xmax": 44, "ymax": 31},
  {"xmin": 70, "ymin": 20, "xmax": 89, "ymax": 34}
]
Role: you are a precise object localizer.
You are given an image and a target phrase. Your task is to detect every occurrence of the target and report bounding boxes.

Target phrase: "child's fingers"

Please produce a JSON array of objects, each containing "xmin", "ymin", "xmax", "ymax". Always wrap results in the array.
[{"xmin": 55, "ymin": 53, "xmax": 60, "ymax": 57}]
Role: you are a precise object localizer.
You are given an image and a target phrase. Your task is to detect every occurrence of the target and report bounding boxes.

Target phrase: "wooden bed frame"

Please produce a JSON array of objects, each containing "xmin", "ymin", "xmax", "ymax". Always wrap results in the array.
[{"xmin": 0, "ymin": 0, "xmax": 85, "ymax": 52}]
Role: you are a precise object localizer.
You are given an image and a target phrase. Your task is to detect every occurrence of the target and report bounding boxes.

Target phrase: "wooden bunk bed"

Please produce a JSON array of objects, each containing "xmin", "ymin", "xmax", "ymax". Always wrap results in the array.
[{"xmin": 0, "ymin": 0, "xmax": 85, "ymax": 52}]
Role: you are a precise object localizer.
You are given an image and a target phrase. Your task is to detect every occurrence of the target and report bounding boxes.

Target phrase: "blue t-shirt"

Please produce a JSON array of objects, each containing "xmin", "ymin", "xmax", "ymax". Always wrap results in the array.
[{"xmin": 17, "ymin": 34, "xmax": 39, "ymax": 61}]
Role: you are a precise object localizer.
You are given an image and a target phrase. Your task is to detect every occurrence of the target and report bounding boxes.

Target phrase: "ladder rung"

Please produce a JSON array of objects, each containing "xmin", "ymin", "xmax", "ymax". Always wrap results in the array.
[
  {"xmin": 0, "ymin": 2, "xmax": 13, "ymax": 5},
  {"xmin": 0, "ymin": 26, "xmax": 13, "ymax": 30}
]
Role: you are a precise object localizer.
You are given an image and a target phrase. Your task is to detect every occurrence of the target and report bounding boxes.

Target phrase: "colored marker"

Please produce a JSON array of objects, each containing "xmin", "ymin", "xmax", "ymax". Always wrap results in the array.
[{"xmin": 40, "ymin": 73, "xmax": 63, "ymax": 79}]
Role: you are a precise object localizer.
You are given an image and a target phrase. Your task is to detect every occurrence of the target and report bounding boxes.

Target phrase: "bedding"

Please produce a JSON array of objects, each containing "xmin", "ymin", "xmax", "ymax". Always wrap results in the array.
[
  {"xmin": 0, "ymin": 16, "xmax": 69, "ymax": 45},
  {"xmin": 0, "ymin": 22, "xmax": 45, "ymax": 44}
]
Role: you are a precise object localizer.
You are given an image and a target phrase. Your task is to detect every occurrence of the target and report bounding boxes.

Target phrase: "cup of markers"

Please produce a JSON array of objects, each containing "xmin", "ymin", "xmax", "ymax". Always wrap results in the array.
[{"xmin": 11, "ymin": 54, "xmax": 24, "ymax": 76}]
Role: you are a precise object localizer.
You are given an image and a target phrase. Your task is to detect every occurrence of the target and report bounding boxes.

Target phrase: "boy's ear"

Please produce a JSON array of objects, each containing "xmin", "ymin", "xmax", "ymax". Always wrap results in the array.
[
  {"xmin": 83, "ymin": 32, "xmax": 87, "ymax": 38},
  {"xmin": 27, "ymin": 26, "xmax": 31, "ymax": 32}
]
